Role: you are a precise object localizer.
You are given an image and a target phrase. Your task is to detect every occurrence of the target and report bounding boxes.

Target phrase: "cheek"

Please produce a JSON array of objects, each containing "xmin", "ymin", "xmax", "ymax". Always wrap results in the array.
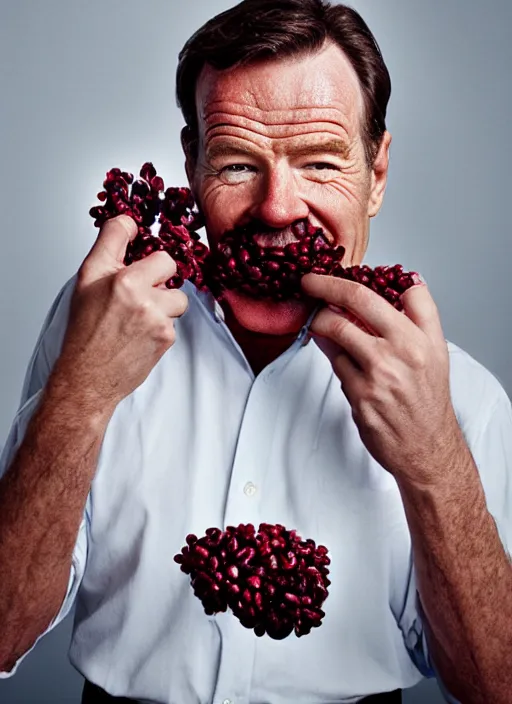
[
  {"xmin": 314, "ymin": 187, "xmax": 362, "ymax": 226},
  {"xmin": 310, "ymin": 179, "xmax": 371, "ymax": 250},
  {"xmin": 325, "ymin": 170, "xmax": 372, "ymax": 213},
  {"xmin": 199, "ymin": 180, "xmax": 250, "ymax": 238}
]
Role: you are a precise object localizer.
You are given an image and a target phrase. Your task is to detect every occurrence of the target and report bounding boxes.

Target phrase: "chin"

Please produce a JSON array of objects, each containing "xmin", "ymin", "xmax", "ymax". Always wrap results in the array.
[{"xmin": 221, "ymin": 289, "xmax": 314, "ymax": 336}]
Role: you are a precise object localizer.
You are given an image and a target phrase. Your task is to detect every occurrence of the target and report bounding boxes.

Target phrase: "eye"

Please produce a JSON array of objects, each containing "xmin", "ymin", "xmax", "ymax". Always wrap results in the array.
[
  {"xmin": 303, "ymin": 162, "xmax": 341, "ymax": 182},
  {"xmin": 224, "ymin": 164, "xmax": 250, "ymax": 172},
  {"xmin": 306, "ymin": 162, "xmax": 340, "ymax": 171},
  {"xmin": 219, "ymin": 164, "xmax": 257, "ymax": 184}
]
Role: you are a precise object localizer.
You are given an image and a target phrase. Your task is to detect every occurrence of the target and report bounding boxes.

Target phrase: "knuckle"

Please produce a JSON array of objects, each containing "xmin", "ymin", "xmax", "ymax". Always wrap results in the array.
[
  {"xmin": 330, "ymin": 316, "xmax": 349, "ymax": 339},
  {"xmin": 114, "ymin": 269, "xmax": 137, "ymax": 297},
  {"xmin": 155, "ymin": 320, "xmax": 175, "ymax": 345},
  {"xmin": 154, "ymin": 249, "xmax": 177, "ymax": 274},
  {"xmin": 134, "ymin": 298, "xmax": 152, "ymax": 317},
  {"xmin": 113, "ymin": 271, "xmax": 153, "ymax": 316},
  {"xmin": 408, "ymin": 345, "xmax": 427, "ymax": 370},
  {"xmin": 171, "ymin": 290, "xmax": 189, "ymax": 316}
]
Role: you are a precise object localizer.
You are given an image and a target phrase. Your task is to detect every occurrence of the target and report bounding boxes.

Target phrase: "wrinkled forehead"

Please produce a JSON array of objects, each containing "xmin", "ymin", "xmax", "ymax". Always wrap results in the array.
[{"xmin": 194, "ymin": 42, "xmax": 365, "ymax": 136}]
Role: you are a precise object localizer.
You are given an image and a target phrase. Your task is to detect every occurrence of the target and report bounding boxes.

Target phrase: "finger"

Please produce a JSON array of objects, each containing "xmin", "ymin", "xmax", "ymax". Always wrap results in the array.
[
  {"xmin": 331, "ymin": 349, "xmax": 364, "ymax": 401},
  {"xmin": 127, "ymin": 250, "xmax": 177, "ymax": 287},
  {"xmin": 313, "ymin": 335, "xmax": 363, "ymax": 398},
  {"xmin": 401, "ymin": 284, "xmax": 445, "ymax": 342},
  {"xmin": 310, "ymin": 307, "xmax": 379, "ymax": 370},
  {"xmin": 151, "ymin": 287, "xmax": 189, "ymax": 319},
  {"xmin": 328, "ymin": 305, "xmax": 374, "ymax": 334},
  {"xmin": 302, "ymin": 273, "xmax": 403, "ymax": 339},
  {"xmin": 85, "ymin": 215, "xmax": 138, "ymax": 269},
  {"xmin": 312, "ymin": 332, "xmax": 342, "ymax": 365}
]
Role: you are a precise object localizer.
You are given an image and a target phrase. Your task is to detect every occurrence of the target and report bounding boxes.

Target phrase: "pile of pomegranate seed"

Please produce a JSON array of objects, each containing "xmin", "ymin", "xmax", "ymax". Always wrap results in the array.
[
  {"xmin": 174, "ymin": 523, "xmax": 330, "ymax": 639},
  {"xmin": 89, "ymin": 162, "xmax": 418, "ymax": 308},
  {"xmin": 90, "ymin": 163, "xmax": 209, "ymax": 290}
]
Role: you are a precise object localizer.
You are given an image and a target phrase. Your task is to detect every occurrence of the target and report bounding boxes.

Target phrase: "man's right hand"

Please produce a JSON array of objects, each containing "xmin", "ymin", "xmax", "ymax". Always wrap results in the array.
[{"xmin": 54, "ymin": 215, "xmax": 188, "ymax": 407}]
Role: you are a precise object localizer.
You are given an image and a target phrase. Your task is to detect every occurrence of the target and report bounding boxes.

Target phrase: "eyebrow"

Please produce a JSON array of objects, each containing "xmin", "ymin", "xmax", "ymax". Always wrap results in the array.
[
  {"xmin": 285, "ymin": 139, "xmax": 351, "ymax": 160},
  {"xmin": 205, "ymin": 137, "xmax": 351, "ymax": 162}
]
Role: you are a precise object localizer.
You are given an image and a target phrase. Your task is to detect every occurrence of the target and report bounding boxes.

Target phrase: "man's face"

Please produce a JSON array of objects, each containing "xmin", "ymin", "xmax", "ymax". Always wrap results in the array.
[{"xmin": 186, "ymin": 42, "xmax": 390, "ymax": 335}]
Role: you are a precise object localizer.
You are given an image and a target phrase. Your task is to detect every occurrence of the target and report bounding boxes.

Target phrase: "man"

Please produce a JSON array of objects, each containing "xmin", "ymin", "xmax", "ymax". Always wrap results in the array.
[{"xmin": 0, "ymin": 0, "xmax": 511, "ymax": 702}]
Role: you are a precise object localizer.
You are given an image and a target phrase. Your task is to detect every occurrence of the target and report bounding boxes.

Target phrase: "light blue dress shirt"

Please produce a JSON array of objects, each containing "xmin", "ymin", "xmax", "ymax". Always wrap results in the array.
[{"xmin": 1, "ymin": 277, "xmax": 511, "ymax": 703}]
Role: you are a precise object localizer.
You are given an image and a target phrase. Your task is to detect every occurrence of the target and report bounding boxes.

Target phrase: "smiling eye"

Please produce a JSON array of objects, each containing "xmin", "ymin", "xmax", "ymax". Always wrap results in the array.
[
  {"xmin": 306, "ymin": 163, "xmax": 339, "ymax": 171},
  {"xmin": 219, "ymin": 164, "xmax": 257, "ymax": 184},
  {"xmin": 224, "ymin": 164, "xmax": 251, "ymax": 172},
  {"xmin": 303, "ymin": 162, "xmax": 341, "ymax": 183}
]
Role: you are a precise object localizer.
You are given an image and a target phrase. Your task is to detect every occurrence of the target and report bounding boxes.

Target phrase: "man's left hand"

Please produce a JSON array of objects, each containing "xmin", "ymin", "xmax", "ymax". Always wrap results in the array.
[{"xmin": 301, "ymin": 273, "xmax": 465, "ymax": 487}]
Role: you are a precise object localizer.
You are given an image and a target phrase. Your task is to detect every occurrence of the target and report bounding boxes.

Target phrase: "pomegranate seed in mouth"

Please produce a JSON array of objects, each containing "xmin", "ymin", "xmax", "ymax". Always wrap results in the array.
[
  {"xmin": 89, "ymin": 162, "xmax": 419, "ymax": 307},
  {"xmin": 174, "ymin": 523, "xmax": 331, "ymax": 639}
]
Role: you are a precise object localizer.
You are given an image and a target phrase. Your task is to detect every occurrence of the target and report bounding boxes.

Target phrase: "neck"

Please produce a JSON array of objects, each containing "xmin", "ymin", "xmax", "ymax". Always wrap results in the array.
[{"xmin": 222, "ymin": 305, "xmax": 299, "ymax": 376}]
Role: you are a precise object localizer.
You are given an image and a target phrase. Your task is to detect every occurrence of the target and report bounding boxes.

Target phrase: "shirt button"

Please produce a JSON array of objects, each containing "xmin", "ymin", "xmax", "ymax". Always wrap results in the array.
[
  {"xmin": 243, "ymin": 481, "xmax": 257, "ymax": 497},
  {"xmin": 222, "ymin": 699, "xmax": 232, "ymax": 704}
]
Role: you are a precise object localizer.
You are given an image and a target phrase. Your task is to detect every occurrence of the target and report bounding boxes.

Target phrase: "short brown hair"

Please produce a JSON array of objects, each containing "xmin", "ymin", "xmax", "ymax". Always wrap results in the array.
[{"xmin": 176, "ymin": 0, "xmax": 391, "ymax": 166}]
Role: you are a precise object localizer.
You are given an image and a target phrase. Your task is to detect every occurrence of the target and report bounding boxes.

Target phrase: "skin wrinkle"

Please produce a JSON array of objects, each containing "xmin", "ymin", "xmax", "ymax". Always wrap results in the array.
[
  {"xmin": 205, "ymin": 137, "xmax": 352, "ymax": 162},
  {"xmin": 182, "ymin": 42, "xmax": 389, "ymax": 376},
  {"xmin": 194, "ymin": 64, "xmax": 378, "ymax": 242},
  {"xmin": 203, "ymin": 106, "xmax": 355, "ymax": 131},
  {"xmin": 202, "ymin": 111, "xmax": 356, "ymax": 143}
]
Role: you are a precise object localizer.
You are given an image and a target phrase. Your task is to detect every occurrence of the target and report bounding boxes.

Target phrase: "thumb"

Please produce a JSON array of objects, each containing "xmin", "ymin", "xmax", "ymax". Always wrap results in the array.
[{"xmin": 85, "ymin": 215, "xmax": 138, "ymax": 272}]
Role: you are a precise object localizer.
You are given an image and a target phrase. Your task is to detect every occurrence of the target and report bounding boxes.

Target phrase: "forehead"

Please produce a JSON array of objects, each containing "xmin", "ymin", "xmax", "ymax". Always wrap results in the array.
[{"xmin": 195, "ymin": 42, "xmax": 364, "ymax": 136}]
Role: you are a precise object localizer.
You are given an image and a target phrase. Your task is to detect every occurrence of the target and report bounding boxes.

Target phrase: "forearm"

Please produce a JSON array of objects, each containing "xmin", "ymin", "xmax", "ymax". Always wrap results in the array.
[
  {"xmin": 0, "ymin": 369, "xmax": 115, "ymax": 671},
  {"xmin": 397, "ymin": 443, "xmax": 512, "ymax": 704}
]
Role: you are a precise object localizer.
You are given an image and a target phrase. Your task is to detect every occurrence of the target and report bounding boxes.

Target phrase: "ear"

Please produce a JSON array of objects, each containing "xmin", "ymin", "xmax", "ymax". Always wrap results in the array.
[
  {"xmin": 180, "ymin": 126, "xmax": 198, "ymax": 191},
  {"xmin": 368, "ymin": 131, "xmax": 391, "ymax": 218}
]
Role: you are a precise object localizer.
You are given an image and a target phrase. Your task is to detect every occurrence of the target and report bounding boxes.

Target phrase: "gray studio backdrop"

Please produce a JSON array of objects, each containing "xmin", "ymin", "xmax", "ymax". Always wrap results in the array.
[{"xmin": 1, "ymin": 0, "xmax": 510, "ymax": 702}]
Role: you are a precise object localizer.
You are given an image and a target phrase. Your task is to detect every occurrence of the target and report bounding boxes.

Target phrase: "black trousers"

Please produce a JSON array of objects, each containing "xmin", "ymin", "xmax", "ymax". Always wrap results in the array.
[{"xmin": 82, "ymin": 679, "xmax": 402, "ymax": 703}]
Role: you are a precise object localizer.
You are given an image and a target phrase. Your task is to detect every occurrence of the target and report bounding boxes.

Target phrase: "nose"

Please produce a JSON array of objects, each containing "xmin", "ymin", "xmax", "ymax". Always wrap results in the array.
[{"xmin": 250, "ymin": 164, "xmax": 309, "ymax": 228}]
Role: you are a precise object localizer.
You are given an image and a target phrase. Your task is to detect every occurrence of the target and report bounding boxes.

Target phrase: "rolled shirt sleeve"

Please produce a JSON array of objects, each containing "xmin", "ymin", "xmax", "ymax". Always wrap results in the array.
[{"xmin": 0, "ymin": 276, "xmax": 89, "ymax": 678}]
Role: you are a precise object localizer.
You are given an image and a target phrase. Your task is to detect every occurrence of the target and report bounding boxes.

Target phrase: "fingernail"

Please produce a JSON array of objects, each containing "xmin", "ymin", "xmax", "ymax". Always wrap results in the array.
[{"xmin": 411, "ymin": 272, "xmax": 426, "ymax": 286}]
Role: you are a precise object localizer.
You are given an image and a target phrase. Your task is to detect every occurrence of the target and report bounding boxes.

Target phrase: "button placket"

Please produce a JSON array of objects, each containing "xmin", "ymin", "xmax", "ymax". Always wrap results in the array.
[
  {"xmin": 211, "ymin": 374, "xmax": 282, "ymax": 704},
  {"xmin": 222, "ymin": 374, "xmax": 279, "ymax": 529}
]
